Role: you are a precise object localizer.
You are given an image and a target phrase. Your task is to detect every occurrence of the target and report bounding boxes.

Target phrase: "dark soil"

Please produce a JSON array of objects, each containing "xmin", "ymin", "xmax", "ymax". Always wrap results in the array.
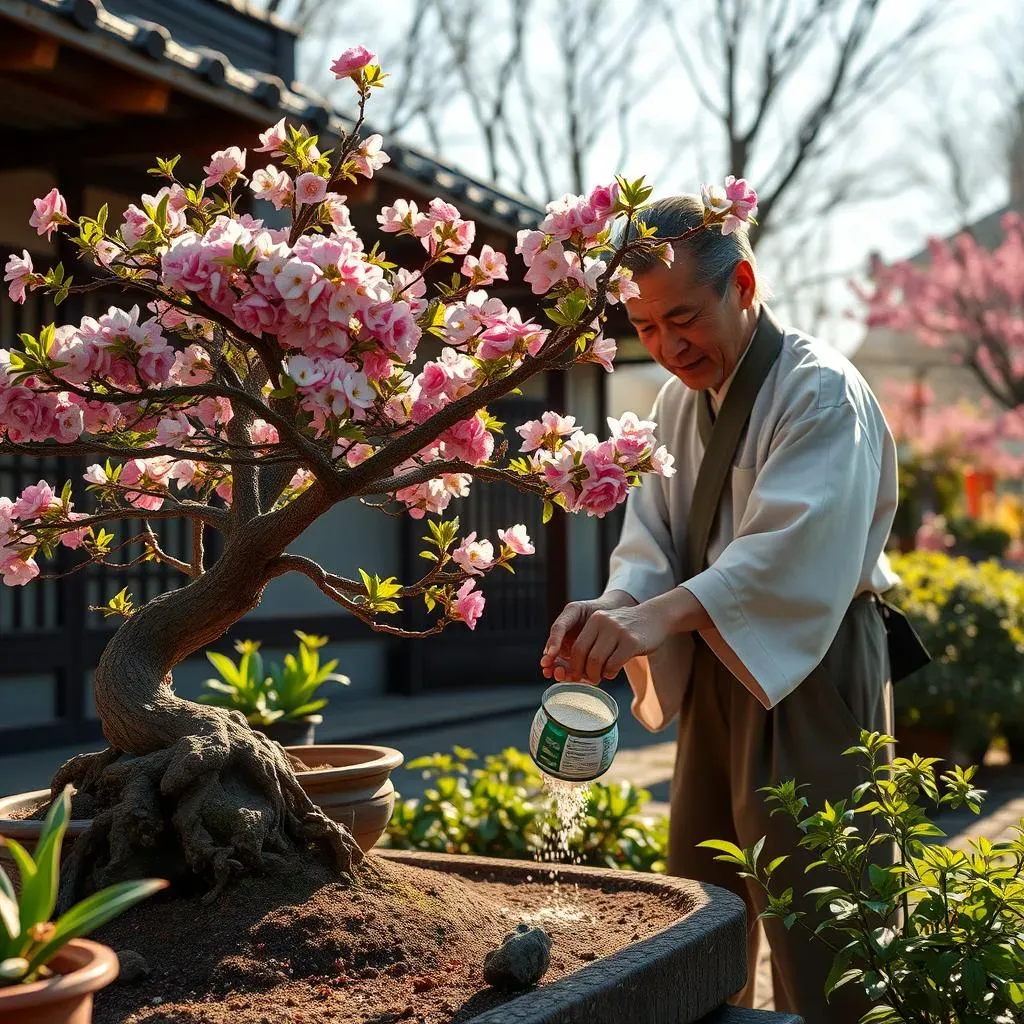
[{"xmin": 91, "ymin": 854, "xmax": 692, "ymax": 1024}]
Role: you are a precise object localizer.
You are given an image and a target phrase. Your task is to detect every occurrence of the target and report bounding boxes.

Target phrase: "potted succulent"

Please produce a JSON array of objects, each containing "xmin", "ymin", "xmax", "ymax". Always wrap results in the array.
[
  {"xmin": 0, "ymin": 787, "xmax": 164, "ymax": 1024},
  {"xmin": 199, "ymin": 631, "xmax": 350, "ymax": 746}
]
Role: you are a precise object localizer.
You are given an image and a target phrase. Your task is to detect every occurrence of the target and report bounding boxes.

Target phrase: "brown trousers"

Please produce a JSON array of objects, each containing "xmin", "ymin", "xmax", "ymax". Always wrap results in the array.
[{"xmin": 669, "ymin": 594, "xmax": 894, "ymax": 1024}]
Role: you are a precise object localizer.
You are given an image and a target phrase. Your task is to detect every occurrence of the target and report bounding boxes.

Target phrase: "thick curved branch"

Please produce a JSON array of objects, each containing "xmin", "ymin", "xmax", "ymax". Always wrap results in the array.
[{"xmin": 268, "ymin": 553, "xmax": 363, "ymax": 594}]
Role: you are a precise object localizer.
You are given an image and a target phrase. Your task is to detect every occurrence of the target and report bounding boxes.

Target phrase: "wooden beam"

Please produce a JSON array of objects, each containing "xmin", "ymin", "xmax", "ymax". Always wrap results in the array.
[
  {"xmin": 0, "ymin": 113, "xmax": 260, "ymax": 171},
  {"xmin": 95, "ymin": 67, "xmax": 171, "ymax": 116},
  {"xmin": 0, "ymin": 25, "xmax": 59, "ymax": 71}
]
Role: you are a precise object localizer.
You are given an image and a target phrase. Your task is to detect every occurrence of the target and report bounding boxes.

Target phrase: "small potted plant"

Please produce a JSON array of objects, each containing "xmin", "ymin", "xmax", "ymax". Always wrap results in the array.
[
  {"xmin": 200, "ymin": 631, "xmax": 350, "ymax": 746},
  {"xmin": 0, "ymin": 787, "xmax": 164, "ymax": 1024}
]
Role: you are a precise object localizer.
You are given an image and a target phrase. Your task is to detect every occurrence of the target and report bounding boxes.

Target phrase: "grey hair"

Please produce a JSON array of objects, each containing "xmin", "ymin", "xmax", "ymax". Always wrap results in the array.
[{"xmin": 615, "ymin": 194, "xmax": 770, "ymax": 301}]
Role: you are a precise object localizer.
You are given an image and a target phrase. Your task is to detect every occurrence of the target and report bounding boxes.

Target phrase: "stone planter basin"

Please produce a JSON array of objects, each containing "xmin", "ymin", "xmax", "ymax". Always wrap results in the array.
[{"xmin": 378, "ymin": 849, "xmax": 747, "ymax": 1024}]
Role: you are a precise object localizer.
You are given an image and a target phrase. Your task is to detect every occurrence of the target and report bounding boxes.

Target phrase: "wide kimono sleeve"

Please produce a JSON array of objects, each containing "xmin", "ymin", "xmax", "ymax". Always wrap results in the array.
[{"xmin": 683, "ymin": 396, "xmax": 883, "ymax": 709}]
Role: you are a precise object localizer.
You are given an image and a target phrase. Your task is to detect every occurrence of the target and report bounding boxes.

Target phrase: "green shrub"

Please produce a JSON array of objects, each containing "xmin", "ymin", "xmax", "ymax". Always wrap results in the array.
[
  {"xmin": 384, "ymin": 746, "xmax": 667, "ymax": 873},
  {"xmin": 705, "ymin": 731, "xmax": 1024, "ymax": 1024},
  {"xmin": 199, "ymin": 631, "xmax": 349, "ymax": 727},
  {"xmin": 888, "ymin": 552, "xmax": 1024, "ymax": 742}
]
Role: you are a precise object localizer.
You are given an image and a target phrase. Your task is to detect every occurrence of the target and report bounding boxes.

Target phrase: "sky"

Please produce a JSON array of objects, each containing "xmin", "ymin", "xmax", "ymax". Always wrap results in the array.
[{"xmin": 284, "ymin": 0, "xmax": 1020, "ymax": 355}]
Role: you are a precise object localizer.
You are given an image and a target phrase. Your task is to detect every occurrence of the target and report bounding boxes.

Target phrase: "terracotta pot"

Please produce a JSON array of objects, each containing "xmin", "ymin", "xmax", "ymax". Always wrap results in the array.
[
  {"xmin": 286, "ymin": 744, "xmax": 404, "ymax": 852},
  {"xmin": 0, "ymin": 790, "xmax": 91, "ymax": 861},
  {"xmin": 0, "ymin": 939, "xmax": 119, "ymax": 1024},
  {"xmin": 259, "ymin": 718, "xmax": 317, "ymax": 746}
]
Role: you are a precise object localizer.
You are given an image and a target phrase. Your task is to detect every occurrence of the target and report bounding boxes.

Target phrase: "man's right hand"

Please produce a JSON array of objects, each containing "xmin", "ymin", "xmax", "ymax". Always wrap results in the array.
[{"xmin": 540, "ymin": 590, "xmax": 639, "ymax": 682}]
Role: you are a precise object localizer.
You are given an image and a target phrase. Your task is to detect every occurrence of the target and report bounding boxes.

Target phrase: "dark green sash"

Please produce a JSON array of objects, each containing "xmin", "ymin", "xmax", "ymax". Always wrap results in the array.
[{"xmin": 683, "ymin": 307, "xmax": 784, "ymax": 579}]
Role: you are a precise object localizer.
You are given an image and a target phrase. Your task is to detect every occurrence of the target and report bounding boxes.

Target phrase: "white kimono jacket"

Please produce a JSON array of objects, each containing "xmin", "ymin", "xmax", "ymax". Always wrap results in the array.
[{"xmin": 605, "ymin": 323, "xmax": 899, "ymax": 731}]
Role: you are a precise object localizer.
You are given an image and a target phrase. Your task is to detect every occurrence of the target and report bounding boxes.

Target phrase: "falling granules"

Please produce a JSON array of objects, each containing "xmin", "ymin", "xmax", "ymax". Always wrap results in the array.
[{"xmin": 528, "ymin": 774, "xmax": 596, "ymax": 926}]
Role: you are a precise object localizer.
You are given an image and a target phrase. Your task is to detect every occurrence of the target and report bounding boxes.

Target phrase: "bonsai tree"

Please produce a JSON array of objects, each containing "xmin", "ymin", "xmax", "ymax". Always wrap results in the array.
[{"xmin": 0, "ymin": 46, "xmax": 754, "ymax": 899}]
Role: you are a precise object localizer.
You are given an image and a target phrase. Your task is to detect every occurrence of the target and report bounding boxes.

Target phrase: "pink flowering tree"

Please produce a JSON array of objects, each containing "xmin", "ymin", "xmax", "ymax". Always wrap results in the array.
[
  {"xmin": 863, "ymin": 212, "xmax": 1024, "ymax": 412},
  {"xmin": 1, "ymin": 49, "xmax": 752, "ymax": 897}
]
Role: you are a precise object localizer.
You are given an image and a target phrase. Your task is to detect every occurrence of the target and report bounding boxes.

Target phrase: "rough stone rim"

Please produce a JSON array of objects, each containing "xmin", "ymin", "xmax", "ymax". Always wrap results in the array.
[{"xmin": 376, "ymin": 849, "xmax": 748, "ymax": 1024}]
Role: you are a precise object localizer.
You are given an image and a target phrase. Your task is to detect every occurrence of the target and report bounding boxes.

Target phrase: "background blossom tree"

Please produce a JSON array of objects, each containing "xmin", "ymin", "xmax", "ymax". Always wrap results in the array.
[
  {"xmin": 864, "ymin": 212, "xmax": 1024, "ymax": 412},
  {"xmin": 0, "ymin": 50, "xmax": 750, "ymax": 899}
]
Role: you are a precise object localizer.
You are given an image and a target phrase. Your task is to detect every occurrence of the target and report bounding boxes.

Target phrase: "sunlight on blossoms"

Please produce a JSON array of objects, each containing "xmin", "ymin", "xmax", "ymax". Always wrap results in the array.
[{"xmin": 0, "ymin": 42, "xmax": 755, "ymax": 633}]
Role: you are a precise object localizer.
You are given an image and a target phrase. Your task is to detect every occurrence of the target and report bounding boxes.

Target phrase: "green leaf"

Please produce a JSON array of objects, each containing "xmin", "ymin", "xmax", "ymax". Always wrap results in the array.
[
  {"xmin": 542, "ymin": 500, "xmax": 554, "ymax": 524},
  {"xmin": 21, "ymin": 788, "xmax": 70, "ymax": 930},
  {"xmin": 697, "ymin": 839, "xmax": 747, "ymax": 865},
  {"xmin": 0, "ymin": 889, "xmax": 19, "ymax": 944}
]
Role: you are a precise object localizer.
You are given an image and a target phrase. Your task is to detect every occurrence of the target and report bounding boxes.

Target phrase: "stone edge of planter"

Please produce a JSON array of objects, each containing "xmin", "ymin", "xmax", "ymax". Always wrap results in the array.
[{"xmin": 377, "ymin": 849, "xmax": 748, "ymax": 1024}]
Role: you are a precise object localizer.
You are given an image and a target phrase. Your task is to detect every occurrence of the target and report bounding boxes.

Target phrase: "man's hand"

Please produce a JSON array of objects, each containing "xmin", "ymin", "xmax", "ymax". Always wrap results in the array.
[
  {"xmin": 541, "ymin": 586, "xmax": 713, "ymax": 684},
  {"xmin": 541, "ymin": 590, "xmax": 638, "ymax": 682}
]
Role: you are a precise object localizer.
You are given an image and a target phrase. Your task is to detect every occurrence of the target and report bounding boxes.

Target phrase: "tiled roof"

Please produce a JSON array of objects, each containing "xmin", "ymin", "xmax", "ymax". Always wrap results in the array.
[{"xmin": 2, "ymin": 0, "xmax": 544, "ymax": 232}]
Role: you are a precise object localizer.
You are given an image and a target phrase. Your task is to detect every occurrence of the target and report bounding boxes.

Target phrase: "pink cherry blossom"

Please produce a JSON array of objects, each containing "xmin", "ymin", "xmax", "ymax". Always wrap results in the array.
[
  {"xmin": 29, "ymin": 188, "xmax": 68, "ymax": 240},
  {"xmin": 498, "ymin": 524, "xmax": 534, "ymax": 555},
  {"xmin": 608, "ymin": 412, "xmax": 657, "ymax": 464},
  {"xmin": 461, "ymin": 245, "xmax": 508, "ymax": 286},
  {"xmin": 12, "ymin": 481, "xmax": 56, "ymax": 520},
  {"xmin": 352, "ymin": 135, "xmax": 390, "ymax": 179},
  {"xmin": 251, "ymin": 165, "xmax": 293, "ymax": 209},
  {"xmin": 441, "ymin": 414, "xmax": 494, "ymax": 465},
  {"xmin": 651, "ymin": 445, "xmax": 676, "ymax": 477},
  {"xmin": 83, "ymin": 465, "xmax": 109, "ymax": 486},
  {"xmin": 295, "ymin": 172, "xmax": 328, "ymax": 207},
  {"xmin": 722, "ymin": 175, "xmax": 758, "ymax": 234},
  {"xmin": 524, "ymin": 240, "xmax": 571, "ymax": 295},
  {"xmin": 607, "ymin": 266, "xmax": 640, "ymax": 304},
  {"xmin": 516, "ymin": 230, "xmax": 546, "ymax": 264},
  {"xmin": 378, "ymin": 199, "xmax": 424, "ymax": 234},
  {"xmin": 516, "ymin": 411, "xmax": 577, "ymax": 452},
  {"xmin": 203, "ymin": 147, "xmax": 246, "ymax": 187},
  {"xmin": 255, "ymin": 117, "xmax": 288, "ymax": 155},
  {"xmin": 587, "ymin": 334, "xmax": 617, "ymax": 372},
  {"xmin": 453, "ymin": 532, "xmax": 495, "ymax": 575},
  {"xmin": 5, "ymin": 250, "xmax": 34, "ymax": 303},
  {"xmin": 330, "ymin": 45, "xmax": 375, "ymax": 79},
  {"xmin": 1, "ymin": 552, "xmax": 39, "ymax": 587},
  {"xmin": 54, "ymin": 401, "xmax": 84, "ymax": 443},
  {"xmin": 453, "ymin": 578, "xmax": 485, "ymax": 630},
  {"xmin": 579, "ymin": 450, "xmax": 629, "ymax": 517},
  {"xmin": 587, "ymin": 181, "xmax": 620, "ymax": 219},
  {"xmin": 59, "ymin": 512, "xmax": 90, "ymax": 550}
]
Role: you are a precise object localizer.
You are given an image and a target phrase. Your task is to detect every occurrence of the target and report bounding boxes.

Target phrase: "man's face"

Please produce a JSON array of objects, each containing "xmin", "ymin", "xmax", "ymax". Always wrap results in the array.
[{"xmin": 624, "ymin": 253, "xmax": 755, "ymax": 391}]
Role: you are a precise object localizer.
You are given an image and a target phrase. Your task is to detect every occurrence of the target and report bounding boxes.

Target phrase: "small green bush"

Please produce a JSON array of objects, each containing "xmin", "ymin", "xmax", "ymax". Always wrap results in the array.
[
  {"xmin": 888, "ymin": 552, "xmax": 1024, "ymax": 743},
  {"xmin": 707, "ymin": 731, "xmax": 1024, "ymax": 1024},
  {"xmin": 384, "ymin": 746, "xmax": 667, "ymax": 873}
]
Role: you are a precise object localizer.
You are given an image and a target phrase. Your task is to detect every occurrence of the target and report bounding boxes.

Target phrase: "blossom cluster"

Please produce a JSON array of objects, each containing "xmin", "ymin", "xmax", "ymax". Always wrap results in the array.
[
  {"xmin": 0, "ymin": 40, "xmax": 739, "ymax": 621},
  {"xmin": 0, "ymin": 480, "xmax": 90, "ymax": 585},
  {"xmin": 517, "ymin": 411, "xmax": 675, "ymax": 517}
]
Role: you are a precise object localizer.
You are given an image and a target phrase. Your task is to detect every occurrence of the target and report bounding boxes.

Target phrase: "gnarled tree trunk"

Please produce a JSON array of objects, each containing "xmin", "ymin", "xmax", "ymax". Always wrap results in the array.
[{"xmin": 52, "ymin": 485, "xmax": 362, "ymax": 904}]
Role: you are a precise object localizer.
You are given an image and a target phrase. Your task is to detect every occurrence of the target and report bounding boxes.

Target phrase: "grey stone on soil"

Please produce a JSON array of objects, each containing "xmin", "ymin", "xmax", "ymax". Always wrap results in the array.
[
  {"xmin": 483, "ymin": 924, "xmax": 552, "ymax": 990},
  {"xmin": 114, "ymin": 949, "xmax": 151, "ymax": 984}
]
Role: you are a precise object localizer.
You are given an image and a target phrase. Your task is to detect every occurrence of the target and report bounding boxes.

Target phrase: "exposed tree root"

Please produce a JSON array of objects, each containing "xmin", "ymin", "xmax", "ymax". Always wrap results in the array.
[{"xmin": 53, "ymin": 706, "xmax": 361, "ymax": 910}]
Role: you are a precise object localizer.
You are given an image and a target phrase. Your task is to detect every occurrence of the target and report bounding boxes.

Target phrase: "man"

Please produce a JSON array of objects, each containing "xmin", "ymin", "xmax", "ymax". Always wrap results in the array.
[{"xmin": 540, "ymin": 195, "xmax": 899, "ymax": 1023}]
